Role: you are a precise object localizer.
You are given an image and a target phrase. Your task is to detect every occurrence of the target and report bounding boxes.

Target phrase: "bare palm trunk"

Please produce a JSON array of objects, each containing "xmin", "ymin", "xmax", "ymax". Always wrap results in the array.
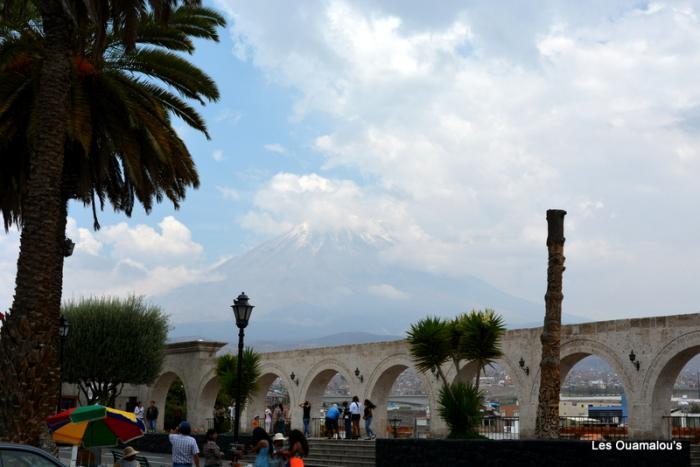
[
  {"xmin": 474, "ymin": 364, "xmax": 482, "ymax": 393},
  {"xmin": 535, "ymin": 209, "xmax": 566, "ymax": 439},
  {"xmin": 0, "ymin": 2, "xmax": 73, "ymax": 444}
]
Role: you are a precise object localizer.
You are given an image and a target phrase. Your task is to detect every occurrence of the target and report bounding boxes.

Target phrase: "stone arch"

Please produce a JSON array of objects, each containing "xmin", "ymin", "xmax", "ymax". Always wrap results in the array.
[
  {"xmin": 365, "ymin": 353, "xmax": 434, "ymax": 439},
  {"xmin": 300, "ymin": 359, "xmax": 354, "ymax": 433},
  {"xmin": 643, "ymin": 331, "xmax": 700, "ymax": 437},
  {"xmin": 248, "ymin": 363, "xmax": 296, "ymax": 433},
  {"xmin": 529, "ymin": 338, "xmax": 632, "ymax": 400},
  {"xmin": 148, "ymin": 371, "xmax": 186, "ymax": 430},
  {"xmin": 196, "ymin": 369, "xmax": 221, "ymax": 429}
]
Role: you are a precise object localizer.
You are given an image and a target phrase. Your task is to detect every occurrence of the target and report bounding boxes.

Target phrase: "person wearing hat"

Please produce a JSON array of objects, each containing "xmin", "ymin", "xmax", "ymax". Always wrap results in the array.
[
  {"xmin": 114, "ymin": 446, "xmax": 140, "ymax": 467},
  {"xmin": 169, "ymin": 421, "xmax": 200, "ymax": 467},
  {"xmin": 269, "ymin": 433, "xmax": 286, "ymax": 467}
]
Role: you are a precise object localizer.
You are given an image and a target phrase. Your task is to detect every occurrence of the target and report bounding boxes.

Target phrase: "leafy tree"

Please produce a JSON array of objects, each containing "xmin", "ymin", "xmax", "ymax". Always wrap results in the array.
[
  {"xmin": 62, "ymin": 296, "xmax": 169, "ymax": 405},
  {"xmin": 0, "ymin": 0, "xmax": 222, "ymax": 444},
  {"xmin": 217, "ymin": 349, "xmax": 261, "ymax": 412},
  {"xmin": 407, "ymin": 309, "xmax": 506, "ymax": 438}
]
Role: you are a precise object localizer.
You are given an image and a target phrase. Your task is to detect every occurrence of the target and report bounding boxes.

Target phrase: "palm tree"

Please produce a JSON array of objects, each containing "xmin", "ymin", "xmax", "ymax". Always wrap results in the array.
[
  {"xmin": 407, "ymin": 311, "xmax": 504, "ymax": 438},
  {"xmin": 535, "ymin": 209, "xmax": 567, "ymax": 439},
  {"xmin": 406, "ymin": 316, "xmax": 452, "ymax": 385},
  {"xmin": 458, "ymin": 309, "xmax": 506, "ymax": 393},
  {"xmin": 217, "ymin": 350, "xmax": 262, "ymax": 413},
  {"xmin": 0, "ymin": 2, "xmax": 223, "ymax": 444}
]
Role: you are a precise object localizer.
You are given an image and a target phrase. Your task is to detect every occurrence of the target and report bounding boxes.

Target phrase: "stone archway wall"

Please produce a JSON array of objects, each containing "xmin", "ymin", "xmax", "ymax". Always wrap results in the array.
[
  {"xmin": 642, "ymin": 331, "xmax": 700, "ymax": 438},
  {"xmin": 135, "ymin": 314, "xmax": 700, "ymax": 439},
  {"xmin": 193, "ymin": 369, "xmax": 220, "ymax": 431},
  {"xmin": 148, "ymin": 371, "xmax": 185, "ymax": 431},
  {"xmin": 528, "ymin": 339, "xmax": 631, "ymax": 400},
  {"xmin": 299, "ymin": 359, "xmax": 354, "ymax": 434},
  {"xmin": 247, "ymin": 363, "xmax": 296, "ymax": 433},
  {"xmin": 365, "ymin": 353, "xmax": 434, "ymax": 439}
]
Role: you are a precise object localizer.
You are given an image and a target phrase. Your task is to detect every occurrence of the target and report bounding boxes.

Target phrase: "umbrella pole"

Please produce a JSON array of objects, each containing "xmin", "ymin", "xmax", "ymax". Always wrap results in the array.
[{"xmin": 70, "ymin": 445, "xmax": 78, "ymax": 467}]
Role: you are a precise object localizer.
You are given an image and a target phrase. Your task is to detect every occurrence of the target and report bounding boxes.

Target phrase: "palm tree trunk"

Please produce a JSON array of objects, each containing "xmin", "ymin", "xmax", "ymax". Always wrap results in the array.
[
  {"xmin": 0, "ymin": 2, "xmax": 73, "ymax": 444},
  {"xmin": 535, "ymin": 209, "xmax": 567, "ymax": 439},
  {"xmin": 474, "ymin": 364, "xmax": 481, "ymax": 393}
]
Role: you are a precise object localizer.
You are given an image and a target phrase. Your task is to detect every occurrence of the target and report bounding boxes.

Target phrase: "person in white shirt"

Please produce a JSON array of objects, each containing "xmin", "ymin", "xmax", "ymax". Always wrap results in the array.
[
  {"xmin": 169, "ymin": 421, "xmax": 200, "ymax": 467},
  {"xmin": 349, "ymin": 396, "xmax": 362, "ymax": 439},
  {"xmin": 133, "ymin": 402, "xmax": 144, "ymax": 424}
]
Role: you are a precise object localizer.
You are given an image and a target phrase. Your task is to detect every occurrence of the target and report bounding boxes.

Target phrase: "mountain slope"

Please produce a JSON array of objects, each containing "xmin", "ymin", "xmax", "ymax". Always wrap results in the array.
[{"xmin": 158, "ymin": 224, "xmax": 584, "ymax": 342}]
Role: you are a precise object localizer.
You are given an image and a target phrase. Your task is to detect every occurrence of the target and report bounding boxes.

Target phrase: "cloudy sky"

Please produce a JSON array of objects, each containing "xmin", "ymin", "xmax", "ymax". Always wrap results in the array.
[{"xmin": 3, "ymin": 1, "xmax": 700, "ymax": 328}]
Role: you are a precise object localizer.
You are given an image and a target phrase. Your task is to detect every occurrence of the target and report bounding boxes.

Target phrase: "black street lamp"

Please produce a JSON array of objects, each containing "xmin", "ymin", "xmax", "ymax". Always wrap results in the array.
[
  {"xmin": 58, "ymin": 315, "xmax": 70, "ymax": 413},
  {"xmin": 231, "ymin": 292, "xmax": 254, "ymax": 442}
]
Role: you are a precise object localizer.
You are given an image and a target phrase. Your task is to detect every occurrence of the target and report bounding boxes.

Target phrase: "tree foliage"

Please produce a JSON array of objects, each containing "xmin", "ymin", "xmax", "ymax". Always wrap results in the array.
[
  {"xmin": 62, "ymin": 296, "xmax": 169, "ymax": 405},
  {"xmin": 0, "ymin": 4, "xmax": 224, "ymax": 230},
  {"xmin": 438, "ymin": 382, "xmax": 483, "ymax": 439},
  {"xmin": 407, "ymin": 309, "xmax": 505, "ymax": 438},
  {"xmin": 216, "ymin": 348, "xmax": 261, "ymax": 412}
]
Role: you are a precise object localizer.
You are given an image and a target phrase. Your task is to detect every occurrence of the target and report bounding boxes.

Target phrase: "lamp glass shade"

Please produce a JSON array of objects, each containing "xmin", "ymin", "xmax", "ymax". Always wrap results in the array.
[{"xmin": 232, "ymin": 292, "xmax": 254, "ymax": 327}]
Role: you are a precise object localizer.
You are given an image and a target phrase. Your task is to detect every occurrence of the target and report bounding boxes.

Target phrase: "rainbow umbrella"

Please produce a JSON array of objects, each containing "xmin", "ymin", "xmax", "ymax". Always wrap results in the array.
[{"xmin": 47, "ymin": 405, "xmax": 145, "ymax": 448}]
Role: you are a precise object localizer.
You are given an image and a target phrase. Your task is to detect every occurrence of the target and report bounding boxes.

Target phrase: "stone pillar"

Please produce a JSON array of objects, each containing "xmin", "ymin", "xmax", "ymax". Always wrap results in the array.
[
  {"xmin": 518, "ymin": 399, "xmax": 537, "ymax": 438},
  {"xmin": 628, "ymin": 400, "xmax": 654, "ymax": 439}
]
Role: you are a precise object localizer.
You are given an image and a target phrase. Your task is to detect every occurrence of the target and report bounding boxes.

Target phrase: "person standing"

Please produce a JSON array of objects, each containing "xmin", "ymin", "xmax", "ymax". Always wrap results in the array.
[
  {"xmin": 325, "ymin": 404, "xmax": 340, "ymax": 439},
  {"xmin": 228, "ymin": 401, "xmax": 235, "ymax": 431},
  {"xmin": 273, "ymin": 404, "xmax": 284, "ymax": 434},
  {"xmin": 203, "ymin": 429, "xmax": 224, "ymax": 467},
  {"xmin": 134, "ymin": 402, "xmax": 144, "ymax": 427},
  {"xmin": 349, "ymin": 396, "xmax": 362, "ymax": 439},
  {"xmin": 341, "ymin": 402, "xmax": 352, "ymax": 440},
  {"xmin": 169, "ymin": 421, "xmax": 200, "ymax": 467},
  {"xmin": 299, "ymin": 401, "xmax": 311, "ymax": 437},
  {"xmin": 145, "ymin": 401, "xmax": 159, "ymax": 433},
  {"xmin": 363, "ymin": 400, "xmax": 376, "ymax": 440},
  {"xmin": 264, "ymin": 407, "xmax": 273, "ymax": 433}
]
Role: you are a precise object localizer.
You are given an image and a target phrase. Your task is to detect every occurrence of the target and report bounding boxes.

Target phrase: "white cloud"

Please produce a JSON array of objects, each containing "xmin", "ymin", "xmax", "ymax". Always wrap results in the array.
[
  {"xmin": 263, "ymin": 143, "xmax": 287, "ymax": 154},
  {"xmin": 368, "ymin": 283, "xmax": 409, "ymax": 300},
  {"xmin": 213, "ymin": 108, "xmax": 242, "ymax": 124},
  {"xmin": 212, "ymin": 149, "xmax": 225, "ymax": 161},
  {"xmin": 0, "ymin": 216, "xmax": 223, "ymax": 319},
  {"xmin": 99, "ymin": 217, "xmax": 203, "ymax": 261},
  {"xmin": 217, "ymin": 186, "xmax": 242, "ymax": 201},
  {"xmin": 220, "ymin": 1, "xmax": 700, "ymax": 319}
]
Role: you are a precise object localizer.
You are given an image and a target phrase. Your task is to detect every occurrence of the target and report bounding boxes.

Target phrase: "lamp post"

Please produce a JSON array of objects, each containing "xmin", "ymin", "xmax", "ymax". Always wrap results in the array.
[
  {"xmin": 231, "ymin": 292, "xmax": 254, "ymax": 442},
  {"xmin": 58, "ymin": 315, "xmax": 70, "ymax": 413}
]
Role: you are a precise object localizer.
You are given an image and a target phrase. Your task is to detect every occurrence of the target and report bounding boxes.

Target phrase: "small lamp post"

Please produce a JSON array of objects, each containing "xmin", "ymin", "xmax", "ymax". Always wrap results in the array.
[
  {"xmin": 58, "ymin": 315, "xmax": 70, "ymax": 413},
  {"xmin": 231, "ymin": 292, "xmax": 254, "ymax": 442}
]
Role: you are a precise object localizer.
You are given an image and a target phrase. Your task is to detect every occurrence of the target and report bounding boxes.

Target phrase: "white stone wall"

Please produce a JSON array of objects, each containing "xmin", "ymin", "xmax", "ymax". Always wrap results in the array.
[{"xmin": 128, "ymin": 313, "xmax": 700, "ymax": 438}]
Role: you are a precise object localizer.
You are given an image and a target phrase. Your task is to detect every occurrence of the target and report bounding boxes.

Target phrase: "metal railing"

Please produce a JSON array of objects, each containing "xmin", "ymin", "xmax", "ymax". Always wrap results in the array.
[
  {"xmin": 663, "ymin": 416, "xmax": 700, "ymax": 442},
  {"xmin": 478, "ymin": 416, "xmax": 629, "ymax": 440},
  {"xmin": 479, "ymin": 417, "xmax": 520, "ymax": 439},
  {"xmin": 559, "ymin": 416, "xmax": 628, "ymax": 440}
]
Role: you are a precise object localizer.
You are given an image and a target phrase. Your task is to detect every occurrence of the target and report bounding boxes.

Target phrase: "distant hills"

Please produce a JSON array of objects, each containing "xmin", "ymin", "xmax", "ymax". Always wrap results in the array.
[{"xmin": 160, "ymin": 224, "xmax": 587, "ymax": 345}]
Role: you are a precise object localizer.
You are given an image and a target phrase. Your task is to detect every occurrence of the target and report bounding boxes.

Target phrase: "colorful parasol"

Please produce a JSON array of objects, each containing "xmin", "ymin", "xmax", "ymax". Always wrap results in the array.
[{"xmin": 47, "ymin": 404, "xmax": 145, "ymax": 448}]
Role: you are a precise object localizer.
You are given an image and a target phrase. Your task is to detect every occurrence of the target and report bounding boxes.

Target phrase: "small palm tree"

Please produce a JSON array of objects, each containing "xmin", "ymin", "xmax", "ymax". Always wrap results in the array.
[
  {"xmin": 406, "ymin": 317, "xmax": 451, "ymax": 385},
  {"xmin": 458, "ymin": 309, "xmax": 506, "ymax": 392},
  {"xmin": 438, "ymin": 382, "xmax": 483, "ymax": 439},
  {"xmin": 217, "ymin": 350, "xmax": 262, "ymax": 413},
  {"xmin": 407, "ymin": 310, "xmax": 505, "ymax": 439}
]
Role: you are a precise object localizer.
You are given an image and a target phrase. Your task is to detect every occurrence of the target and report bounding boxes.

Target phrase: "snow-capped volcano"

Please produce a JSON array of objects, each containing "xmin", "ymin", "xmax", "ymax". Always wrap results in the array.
[{"xmin": 157, "ymin": 224, "xmax": 566, "ymax": 343}]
